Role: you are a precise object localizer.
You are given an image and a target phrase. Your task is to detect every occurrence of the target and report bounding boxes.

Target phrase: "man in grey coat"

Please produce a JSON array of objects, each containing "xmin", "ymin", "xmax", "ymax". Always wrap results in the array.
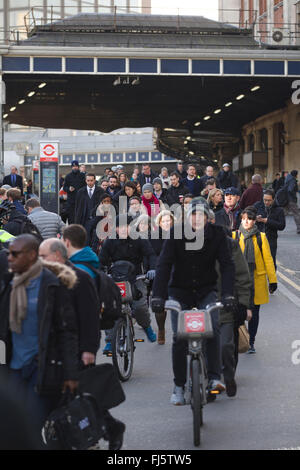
[{"xmin": 25, "ymin": 198, "xmax": 65, "ymax": 239}]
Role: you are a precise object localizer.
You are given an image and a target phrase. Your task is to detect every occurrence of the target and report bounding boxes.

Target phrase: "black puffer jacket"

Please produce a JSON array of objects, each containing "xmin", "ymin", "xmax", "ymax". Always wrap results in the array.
[
  {"xmin": 0, "ymin": 265, "xmax": 79, "ymax": 396},
  {"xmin": 99, "ymin": 237, "xmax": 156, "ymax": 275},
  {"xmin": 152, "ymin": 222, "xmax": 235, "ymax": 304},
  {"xmin": 254, "ymin": 200, "xmax": 286, "ymax": 241}
]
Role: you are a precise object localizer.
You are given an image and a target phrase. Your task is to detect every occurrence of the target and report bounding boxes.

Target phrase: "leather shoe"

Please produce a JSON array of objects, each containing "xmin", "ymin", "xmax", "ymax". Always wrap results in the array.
[
  {"xmin": 108, "ymin": 421, "xmax": 126, "ymax": 450},
  {"xmin": 225, "ymin": 379, "xmax": 237, "ymax": 397}
]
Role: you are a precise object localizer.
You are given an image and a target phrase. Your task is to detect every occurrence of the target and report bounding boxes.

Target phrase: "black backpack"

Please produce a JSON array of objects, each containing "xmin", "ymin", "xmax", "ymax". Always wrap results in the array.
[
  {"xmin": 78, "ymin": 262, "xmax": 123, "ymax": 330},
  {"xmin": 275, "ymin": 185, "xmax": 289, "ymax": 207},
  {"xmin": 14, "ymin": 216, "xmax": 43, "ymax": 242}
]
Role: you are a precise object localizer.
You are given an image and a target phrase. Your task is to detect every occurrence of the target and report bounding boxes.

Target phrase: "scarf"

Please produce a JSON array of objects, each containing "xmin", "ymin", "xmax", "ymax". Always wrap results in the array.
[
  {"xmin": 142, "ymin": 194, "xmax": 160, "ymax": 218},
  {"xmin": 224, "ymin": 203, "xmax": 239, "ymax": 229},
  {"xmin": 9, "ymin": 259, "xmax": 43, "ymax": 334}
]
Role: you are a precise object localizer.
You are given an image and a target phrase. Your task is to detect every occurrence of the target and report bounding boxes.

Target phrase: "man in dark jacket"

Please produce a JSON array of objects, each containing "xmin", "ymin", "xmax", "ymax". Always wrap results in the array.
[
  {"xmin": 151, "ymin": 198, "xmax": 235, "ymax": 405},
  {"xmin": 63, "ymin": 160, "xmax": 86, "ymax": 224},
  {"xmin": 199, "ymin": 165, "xmax": 215, "ymax": 192},
  {"xmin": 166, "ymin": 172, "xmax": 190, "ymax": 207},
  {"xmin": 285, "ymin": 170, "xmax": 300, "ymax": 234},
  {"xmin": 254, "ymin": 189, "xmax": 286, "ymax": 268},
  {"xmin": 239, "ymin": 174, "xmax": 263, "ymax": 210},
  {"xmin": 3, "ymin": 166, "xmax": 23, "ymax": 195},
  {"xmin": 215, "ymin": 187, "xmax": 241, "ymax": 230},
  {"xmin": 75, "ymin": 173, "xmax": 104, "ymax": 229},
  {"xmin": 0, "ymin": 201, "xmax": 30, "ymax": 237},
  {"xmin": 217, "ymin": 163, "xmax": 239, "ymax": 190},
  {"xmin": 99, "ymin": 215, "xmax": 157, "ymax": 344},
  {"xmin": 175, "ymin": 161, "xmax": 187, "ymax": 180},
  {"xmin": 0, "ymin": 234, "xmax": 79, "ymax": 440},
  {"xmin": 182, "ymin": 164, "xmax": 202, "ymax": 197},
  {"xmin": 138, "ymin": 164, "xmax": 158, "ymax": 186},
  {"xmin": 39, "ymin": 238, "xmax": 100, "ymax": 365}
]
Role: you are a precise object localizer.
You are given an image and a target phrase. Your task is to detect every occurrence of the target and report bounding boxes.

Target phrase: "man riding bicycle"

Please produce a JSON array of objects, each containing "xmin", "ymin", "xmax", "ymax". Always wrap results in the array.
[
  {"xmin": 152, "ymin": 198, "xmax": 235, "ymax": 405},
  {"xmin": 99, "ymin": 214, "xmax": 157, "ymax": 351}
]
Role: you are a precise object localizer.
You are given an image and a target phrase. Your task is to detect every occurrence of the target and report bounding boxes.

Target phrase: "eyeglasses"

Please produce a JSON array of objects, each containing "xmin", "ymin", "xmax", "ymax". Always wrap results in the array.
[{"xmin": 9, "ymin": 249, "xmax": 29, "ymax": 258}]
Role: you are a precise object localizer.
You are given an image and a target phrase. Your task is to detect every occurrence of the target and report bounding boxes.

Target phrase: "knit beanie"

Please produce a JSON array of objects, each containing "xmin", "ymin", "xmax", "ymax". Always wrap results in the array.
[
  {"xmin": 152, "ymin": 178, "xmax": 163, "ymax": 187},
  {"xmin": 142, "ymin": 183, "xmax": 153, "ymax": 194}
]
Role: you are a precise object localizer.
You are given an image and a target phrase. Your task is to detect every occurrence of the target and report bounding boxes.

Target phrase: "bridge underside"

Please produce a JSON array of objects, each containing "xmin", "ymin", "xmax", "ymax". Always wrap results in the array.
[{"xmin": 3, "ymin": 73, "xmax": 295, "ymax": 160}]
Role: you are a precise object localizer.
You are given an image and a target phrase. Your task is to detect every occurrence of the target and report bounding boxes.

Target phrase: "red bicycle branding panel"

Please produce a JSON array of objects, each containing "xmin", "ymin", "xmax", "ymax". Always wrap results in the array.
[
  {"xmin": 184, "ymin": 311, "xmax": 206, "ymax": 334},
  {"xmin": 116, "ymin": 282, "xmax": 127, "ymax": 298}
]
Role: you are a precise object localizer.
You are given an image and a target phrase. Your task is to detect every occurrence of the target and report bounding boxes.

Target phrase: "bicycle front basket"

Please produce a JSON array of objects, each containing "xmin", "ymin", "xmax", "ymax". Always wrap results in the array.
[
  {"xmin": 115, "ymin": 281, "xmax": 133, "ymax": 303},
  {"xmin": 177, "ymin": 309, "xmax": 214, "ymax": 339}
]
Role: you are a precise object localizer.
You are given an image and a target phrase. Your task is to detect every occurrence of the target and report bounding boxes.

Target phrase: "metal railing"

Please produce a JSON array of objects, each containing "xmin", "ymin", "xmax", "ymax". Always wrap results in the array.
[{"xmin": 0, "ymin": 6, "xmax": 297, "ymax": 47}]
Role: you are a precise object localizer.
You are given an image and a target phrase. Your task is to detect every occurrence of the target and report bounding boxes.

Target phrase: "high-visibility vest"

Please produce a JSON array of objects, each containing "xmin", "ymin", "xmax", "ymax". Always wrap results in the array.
[{"xmin": 0, "ymin": 229, "xmax": 15, "ymax": 243}]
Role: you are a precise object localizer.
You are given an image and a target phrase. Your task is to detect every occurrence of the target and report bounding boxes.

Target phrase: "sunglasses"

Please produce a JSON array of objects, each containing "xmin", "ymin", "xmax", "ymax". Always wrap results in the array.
[{"xmin": 9, "ymin": 249, "xmax": 29, "ymax": 258}]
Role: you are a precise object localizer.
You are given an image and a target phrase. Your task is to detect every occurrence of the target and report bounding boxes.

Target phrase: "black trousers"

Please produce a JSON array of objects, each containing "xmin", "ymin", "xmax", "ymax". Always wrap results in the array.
[{"xmin": 248, "ymin": 305, "xmax": 261, "ymax": 346}]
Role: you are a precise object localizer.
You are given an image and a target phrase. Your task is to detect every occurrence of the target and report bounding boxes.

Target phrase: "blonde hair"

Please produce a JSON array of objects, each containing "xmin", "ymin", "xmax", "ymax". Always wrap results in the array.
[
  {"xmin": 207, "ymin": 188, "xmax": 223, "ymax": 204},
  {"xmin": 155, "ymin": 210, "xmax": 175, "ymax": 227}
]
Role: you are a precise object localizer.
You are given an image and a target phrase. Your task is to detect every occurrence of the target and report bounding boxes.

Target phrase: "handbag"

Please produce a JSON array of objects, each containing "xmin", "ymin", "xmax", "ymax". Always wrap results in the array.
[
  {"xmin": 238, "ymin": 323, "xmax": 250, "ymax": 353},
  {"xmin": 42, "ymin": 392, "xmax": 106, "ymax": 450}
]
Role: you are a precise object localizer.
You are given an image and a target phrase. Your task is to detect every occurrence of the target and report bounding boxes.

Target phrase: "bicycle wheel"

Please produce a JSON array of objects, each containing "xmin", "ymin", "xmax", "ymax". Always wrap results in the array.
[
  {"xmin": 111, "ymin": 316, "xmax": 134, "ymax": 382},
  {"xmin": 191, "ymin": 358, "xmax": 201, "ymax": 447}
]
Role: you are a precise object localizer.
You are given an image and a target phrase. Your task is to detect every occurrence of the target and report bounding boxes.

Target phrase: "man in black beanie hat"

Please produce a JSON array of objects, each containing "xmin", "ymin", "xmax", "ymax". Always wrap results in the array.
[{"xmin": 63, "ymin": 161, "xmax": 86, "ymax": 224}]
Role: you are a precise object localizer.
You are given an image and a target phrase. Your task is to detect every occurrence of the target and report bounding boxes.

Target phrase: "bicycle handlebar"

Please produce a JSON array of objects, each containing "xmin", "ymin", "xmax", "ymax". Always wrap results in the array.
[
  {"xmin": 136, "ymin": 274, "xmax": 147, "ymax": 281},
  {"xmin": 164, "ymin": 300, "xmax": 223, "ymax": 314}
]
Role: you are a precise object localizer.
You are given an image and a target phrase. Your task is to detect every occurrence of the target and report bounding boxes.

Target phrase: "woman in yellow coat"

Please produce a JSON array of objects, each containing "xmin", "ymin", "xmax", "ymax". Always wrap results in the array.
[{"xmin": 233, "ymin": 206, "xmax": 277, "ymax": 353}]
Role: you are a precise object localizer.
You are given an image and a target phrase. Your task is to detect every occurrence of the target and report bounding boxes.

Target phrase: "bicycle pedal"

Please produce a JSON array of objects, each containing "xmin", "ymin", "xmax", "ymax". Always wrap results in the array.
[
  {"xmin": 135, "ymin": 338, "xmax": 144, "ymax": 343},
  {"xmin": 103, "ymin": 351, "xmax": 113, "ymax": 357}
]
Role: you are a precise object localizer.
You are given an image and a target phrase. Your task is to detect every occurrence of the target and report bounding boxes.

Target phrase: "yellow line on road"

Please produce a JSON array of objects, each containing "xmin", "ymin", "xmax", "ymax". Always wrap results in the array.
[{"xmin": 277, "ymin": 270, "xmax": 300, "ymax": 292}]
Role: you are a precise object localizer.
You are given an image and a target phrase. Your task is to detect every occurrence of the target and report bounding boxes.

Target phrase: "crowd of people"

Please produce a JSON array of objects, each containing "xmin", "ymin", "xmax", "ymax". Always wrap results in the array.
[{"xmin": 0, "ymin": 159, "xmax": 299, "ymax": 448}]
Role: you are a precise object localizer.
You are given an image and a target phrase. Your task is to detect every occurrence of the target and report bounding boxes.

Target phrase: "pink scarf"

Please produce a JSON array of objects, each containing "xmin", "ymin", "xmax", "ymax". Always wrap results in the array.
[{"xmin": 142, "ymin": 194, "xmax": 160, "ymax": 218}]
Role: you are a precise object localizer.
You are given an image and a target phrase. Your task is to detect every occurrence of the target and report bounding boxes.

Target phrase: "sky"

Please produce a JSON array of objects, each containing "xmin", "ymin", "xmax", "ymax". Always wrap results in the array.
[{"xmin": 151, "ymin": 0, "xmax": 219, "ymax": 21}]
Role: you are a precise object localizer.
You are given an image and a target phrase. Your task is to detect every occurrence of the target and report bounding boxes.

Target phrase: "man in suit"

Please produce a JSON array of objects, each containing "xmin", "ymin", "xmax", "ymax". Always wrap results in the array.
[
  {"xmin": 75, "ymin": 173, "xmax": 104, "ymax": 229},
  {"xmin": 3, "ymin": 166, "xmax": 23, "ymax": 195},
  {"xmin": 138, "ymin": 164, "xmax": 158, "ymax": 187}
]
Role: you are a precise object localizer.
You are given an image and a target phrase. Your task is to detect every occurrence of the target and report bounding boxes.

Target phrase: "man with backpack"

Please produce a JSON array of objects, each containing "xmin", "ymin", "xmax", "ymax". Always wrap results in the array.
[
  {"xmin": 61, "ymin": 226, "xmax": 126, "ymax": 449},
  {"xmin": 0, "ymin": 200, "xmax": 42, "ymax": 241},
  {"xmin": 25, "ymin": 198, "xmax": 65, "ymax": 239},
  {"xmin": 99, "ymin": 214, "xmax": 157, "ymax": 349}
]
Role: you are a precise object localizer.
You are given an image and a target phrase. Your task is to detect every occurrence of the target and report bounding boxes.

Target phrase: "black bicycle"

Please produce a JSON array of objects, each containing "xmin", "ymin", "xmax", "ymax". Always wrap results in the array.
[
  {"xmin": 165, "ymin": 299, "xmax": 223, "ymax": 447},
  {"xmin": 109, "ymin": 273, "xmax": 146, "ymax": 382}
]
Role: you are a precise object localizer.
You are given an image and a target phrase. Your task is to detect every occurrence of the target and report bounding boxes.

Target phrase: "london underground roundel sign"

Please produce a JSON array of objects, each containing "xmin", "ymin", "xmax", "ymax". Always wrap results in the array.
[{"xmin": 40, "ymin": 142, "xmax": 59, "ymax": 162}]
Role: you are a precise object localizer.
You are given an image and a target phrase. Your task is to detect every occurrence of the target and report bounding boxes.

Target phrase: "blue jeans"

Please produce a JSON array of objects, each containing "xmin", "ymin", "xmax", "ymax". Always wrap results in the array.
[{"xmin": 170, "ymin": 291, "xmax": 221, "ymax": 387}]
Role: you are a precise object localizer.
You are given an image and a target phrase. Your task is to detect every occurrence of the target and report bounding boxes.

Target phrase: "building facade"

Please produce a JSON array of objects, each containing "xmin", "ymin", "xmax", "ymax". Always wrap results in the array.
[{"xmin": 219, "ymin": 0, "xmax": 300, "ymax": 46}]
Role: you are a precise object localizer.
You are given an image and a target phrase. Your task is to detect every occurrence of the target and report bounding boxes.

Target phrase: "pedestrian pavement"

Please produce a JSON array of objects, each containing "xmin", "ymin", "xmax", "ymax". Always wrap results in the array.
[
  {"xmin": 95, "ymin": 217, "xmax": 300, "ymax": 450},
  {"xmin": 97, "ymin": 294, "xmax": 300, "ymax": 450},
  {"xmin": 277, "ymin": 215, "xmax": 300, "ymax": 304}
]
